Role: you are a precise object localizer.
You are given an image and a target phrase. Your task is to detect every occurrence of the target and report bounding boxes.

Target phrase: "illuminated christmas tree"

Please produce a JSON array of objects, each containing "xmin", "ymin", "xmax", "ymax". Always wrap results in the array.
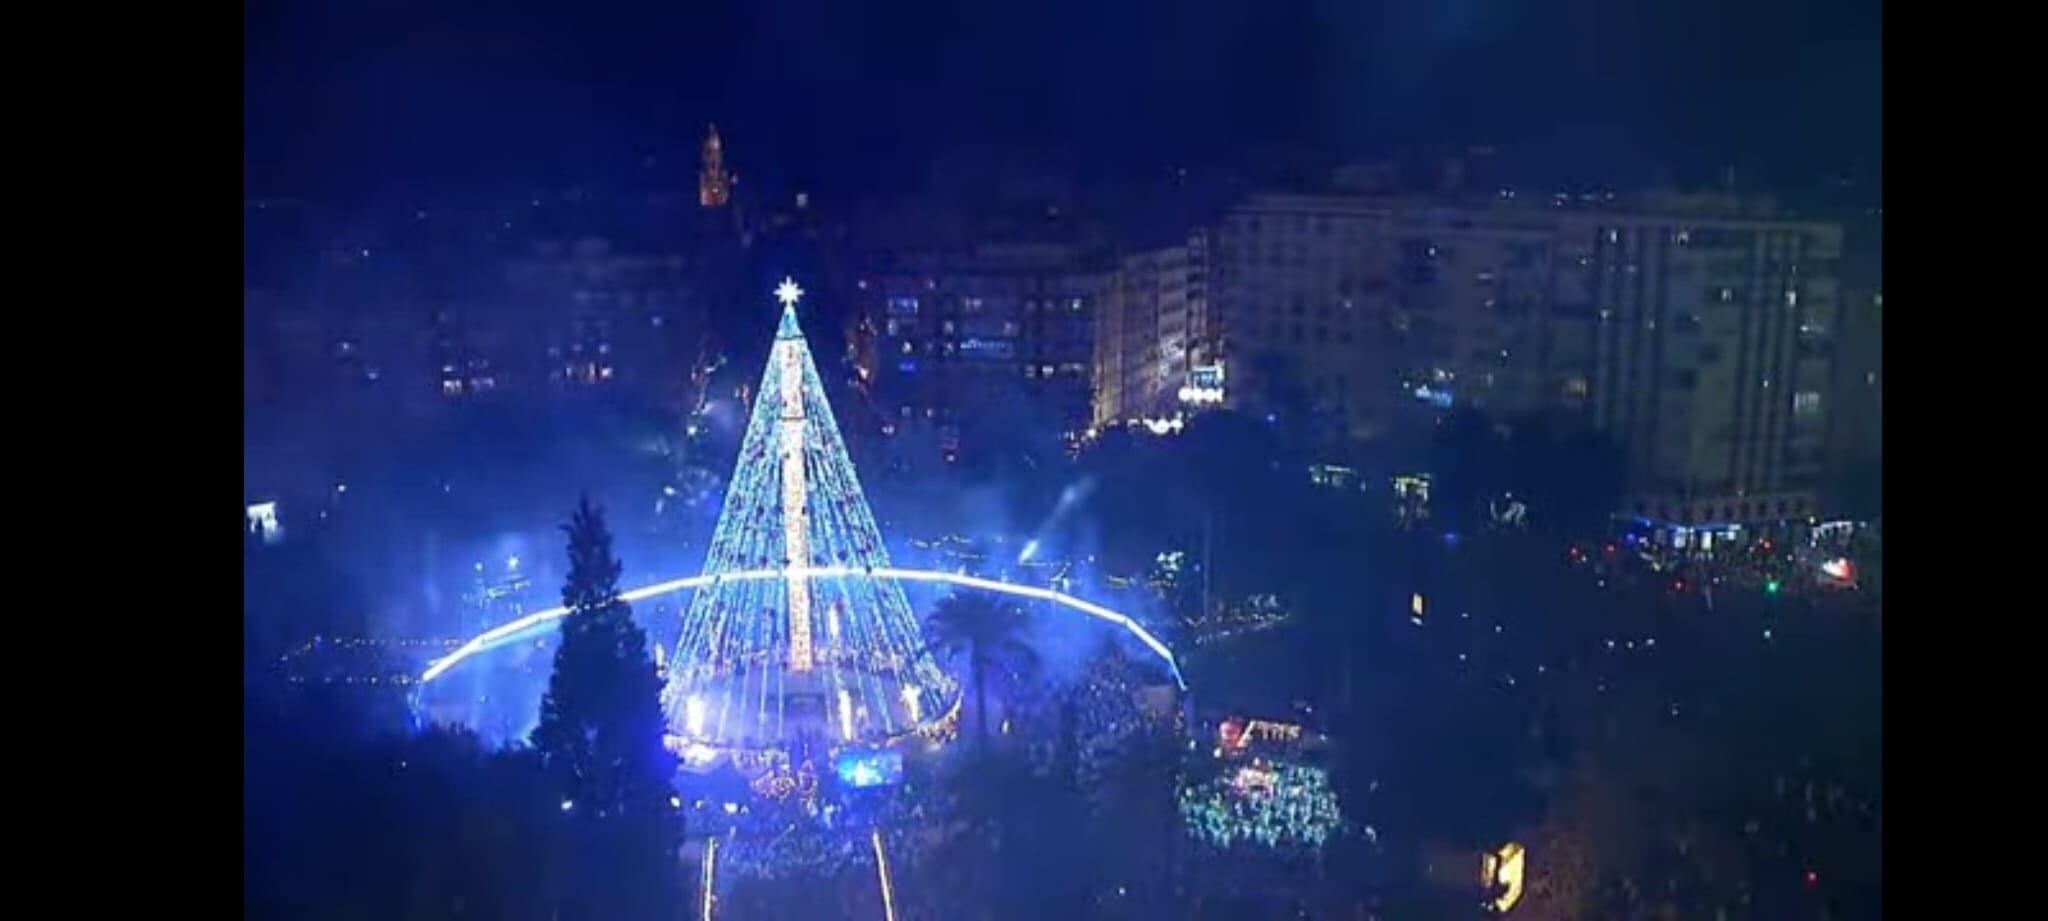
[{"xmin": 662, "ymin": 278, "xmax": 957, "ymax": 755}]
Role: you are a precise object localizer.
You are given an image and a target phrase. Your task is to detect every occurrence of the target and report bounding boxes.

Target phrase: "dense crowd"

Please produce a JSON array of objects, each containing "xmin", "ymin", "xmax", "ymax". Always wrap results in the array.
[{"xmin": 1179, "ymin": 760, "xmax": 1342, "ymax": 854}]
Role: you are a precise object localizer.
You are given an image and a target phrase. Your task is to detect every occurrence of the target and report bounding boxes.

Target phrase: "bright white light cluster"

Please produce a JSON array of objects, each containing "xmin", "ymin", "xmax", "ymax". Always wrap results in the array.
[
  {"xmin": 655, "ymin": 287, "xmax": 957, "ymax": 750},
  {"xmin": 420, "ymin": 564, "xmax": 1185, "ymax": 688},
  {"xmin": 1179, "ymin": 761, "xmax": 1341, "ymax": 853}
]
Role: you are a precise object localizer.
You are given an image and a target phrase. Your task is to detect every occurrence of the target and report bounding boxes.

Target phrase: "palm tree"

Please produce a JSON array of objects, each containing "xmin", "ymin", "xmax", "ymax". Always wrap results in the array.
[{"xmin": 924, "ymin": 593, "xmax": 1039, "ymax": 751}]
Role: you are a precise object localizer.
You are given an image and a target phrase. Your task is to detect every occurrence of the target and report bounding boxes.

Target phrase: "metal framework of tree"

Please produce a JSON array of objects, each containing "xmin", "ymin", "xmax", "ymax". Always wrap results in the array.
[{"xmin": 661, "ymin": 282, "xmax": 957, "ymax": 754}]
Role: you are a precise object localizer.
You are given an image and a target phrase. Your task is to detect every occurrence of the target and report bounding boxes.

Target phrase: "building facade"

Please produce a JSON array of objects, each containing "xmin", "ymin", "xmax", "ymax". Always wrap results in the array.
[
  {"xmin": 1092, "ymin": 235, "xmax": 1208, "ymax": 429},
  {"xmin": 1097, "ymin": 189, "xmax": 1848, "ymax": 523},
  {"xmin": 1196, "ymin": 194, "xmax": 1565, "ymax": 443},
  {"xmin": 852, "ymin": 244, "xmax": 1104, "ymax": 462},
  {"xmin": 1554, "ymin": 203, "xmax": 1843, "ymax": 524},
  {"xmin": 498, "ymin": 237, "xmax": 710, "ymax": 404}
]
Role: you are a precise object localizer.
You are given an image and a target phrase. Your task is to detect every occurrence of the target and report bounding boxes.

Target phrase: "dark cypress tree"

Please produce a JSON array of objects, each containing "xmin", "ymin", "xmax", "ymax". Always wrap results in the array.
[{"xmin": 531, "ymin": 496, "xmax": 681, "ymax": 918}]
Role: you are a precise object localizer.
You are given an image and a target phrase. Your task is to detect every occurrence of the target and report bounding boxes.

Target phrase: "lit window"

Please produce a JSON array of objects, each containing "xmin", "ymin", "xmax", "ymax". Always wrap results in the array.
[{"xmin": 1793, "ymin": 391, "xmax": 1822, "ymax": 415}]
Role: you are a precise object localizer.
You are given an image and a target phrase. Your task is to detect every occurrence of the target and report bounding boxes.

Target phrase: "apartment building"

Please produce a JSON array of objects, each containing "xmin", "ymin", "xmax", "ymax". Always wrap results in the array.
[{"xmin": 1096, "ymin": 189, "xmax": 1846, "ymax": 523}]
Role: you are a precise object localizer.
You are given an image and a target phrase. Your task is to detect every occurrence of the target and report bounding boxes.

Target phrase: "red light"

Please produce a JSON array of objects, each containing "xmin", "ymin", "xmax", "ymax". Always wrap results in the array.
[{"xmin": 1804, "ymin": 870, "xmax": 1818, "ymax": 888}]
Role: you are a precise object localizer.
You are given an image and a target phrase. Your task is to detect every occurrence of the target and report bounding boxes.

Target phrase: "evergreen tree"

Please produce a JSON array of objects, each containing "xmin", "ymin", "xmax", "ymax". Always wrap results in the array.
[{"xmin": 531, "ymin": 496, "xmax": 682, "ymax": 917}]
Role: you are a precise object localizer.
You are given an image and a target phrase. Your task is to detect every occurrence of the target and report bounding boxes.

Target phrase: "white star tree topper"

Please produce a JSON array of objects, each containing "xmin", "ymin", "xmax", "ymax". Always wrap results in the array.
[{"xmin": 775, "ymin": 277, "xmax": 804, "ymax": 309}]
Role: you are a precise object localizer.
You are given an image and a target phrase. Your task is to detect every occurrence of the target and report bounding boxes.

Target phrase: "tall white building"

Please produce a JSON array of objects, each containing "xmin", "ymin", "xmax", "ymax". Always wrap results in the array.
[
  {"xmin": 1188, "ymin": 194, "xmax": 1562, "ymax": 441},
  {"xmin": 1092, "ymin": 189, "xmax": 1847, "ymax": 523},
  {"xmin": 1093, "ymin": 234, "xmax": 1208, "ymax": 428},
  {"xmin": 1552, "ymin": 205, "xmax": 1843, "ymax": 523}
]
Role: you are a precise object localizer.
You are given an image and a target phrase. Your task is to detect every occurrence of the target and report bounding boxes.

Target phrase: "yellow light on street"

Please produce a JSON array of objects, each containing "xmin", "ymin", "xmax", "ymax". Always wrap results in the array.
[{"xmin": 1480, "ymin": 840, "xmax": 1525, "ymax": 913}]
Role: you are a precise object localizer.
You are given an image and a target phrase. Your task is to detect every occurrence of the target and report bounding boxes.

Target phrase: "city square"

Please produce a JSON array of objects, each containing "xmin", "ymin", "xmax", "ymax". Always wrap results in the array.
[{"xmin": 246, "ymin": 4, "xmax": 1883, "ymax": 915}]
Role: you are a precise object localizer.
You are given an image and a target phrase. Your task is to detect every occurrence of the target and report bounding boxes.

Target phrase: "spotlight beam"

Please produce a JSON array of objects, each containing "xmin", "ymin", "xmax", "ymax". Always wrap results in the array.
[{"xmin": 419, "ymin": 566, "xmax": 1186, "ymax": 688}]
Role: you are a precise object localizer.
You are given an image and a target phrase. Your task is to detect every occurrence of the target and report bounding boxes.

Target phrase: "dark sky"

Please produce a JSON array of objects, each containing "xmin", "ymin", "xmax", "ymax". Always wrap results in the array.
[{"xmin": 244, "ymin": 0, "xmax": 1881, "ymax": 205}]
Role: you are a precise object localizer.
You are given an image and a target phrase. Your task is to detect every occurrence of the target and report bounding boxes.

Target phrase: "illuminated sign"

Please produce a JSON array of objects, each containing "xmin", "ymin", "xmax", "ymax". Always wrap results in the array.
[
  {"xmin": 1310, "ymin": 464, "xmax": 1360, "ymax": 489},
  {"xmin": 1219, "ymin": 717, "xmax": 1304, "ymax": 755},
  {"xmin": 1481, "ymin": 841, "xmax": 1526, "ymax": 912},
  {"xmin": 1246, "ymin": 719, "xmax": 1302, "ymax": 744},
  {"xmin": 1813, "ymin": 519, "xmax": 1858, "ymax": 539},
  {"xmin": 1392, "ymin": 474, "xmax": 1432, "ymax": 501},
  {"xmin": 1136, "ymin": 415, "xmax": 1186, "ymax": 435},
  {"xmin": 1179, "ymin": 363, "xmax": 1227, "ymax": 404},
  {"xmin": 958, "ymin": 337, "xmax": 1014, "ymax": 358},
  {"xmin": 751, "ymin": 759, "xmax": 821, "ymax": 800},
  {"xmin": 246, "ymin": 501, "xmax": 282, "ymax": 545},
  {"xmin": 835, "ymin": 750, "xmax": 904, "ymax": 788}
]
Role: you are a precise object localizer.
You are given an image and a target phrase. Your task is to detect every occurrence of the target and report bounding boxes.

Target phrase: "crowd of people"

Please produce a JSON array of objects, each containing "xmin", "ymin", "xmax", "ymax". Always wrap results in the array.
[
  {"xmin": 674, "ymin": 640, "xmax": 1210, "ymax": 917},
  {"xmin": 1569, "ymin": 517, "xmax": 1878, "ymax": 605},
  {"xmin": 1178, "ymin": 760, "xmax": 1343, "ymax": 854}
]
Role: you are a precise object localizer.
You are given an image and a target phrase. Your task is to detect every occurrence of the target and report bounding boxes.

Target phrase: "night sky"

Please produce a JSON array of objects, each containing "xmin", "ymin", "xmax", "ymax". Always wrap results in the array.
[{"xmin": 244, "ymin": 0, "xmax": 1881, "ymax": 206}]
